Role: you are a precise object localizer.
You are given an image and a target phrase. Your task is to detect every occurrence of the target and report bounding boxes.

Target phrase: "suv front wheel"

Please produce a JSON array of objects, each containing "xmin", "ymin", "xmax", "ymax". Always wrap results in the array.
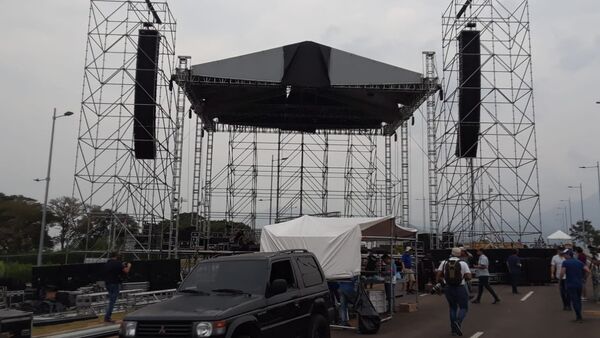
[{"xmin": 307, "ymin": 314, "xmax": 330, "ymax": 338}]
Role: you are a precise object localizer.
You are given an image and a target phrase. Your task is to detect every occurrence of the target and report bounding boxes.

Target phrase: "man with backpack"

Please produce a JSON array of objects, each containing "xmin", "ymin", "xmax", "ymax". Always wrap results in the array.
[{"xmin": 436, "ymin": 247, "xmax": 472, "ymax": 336}]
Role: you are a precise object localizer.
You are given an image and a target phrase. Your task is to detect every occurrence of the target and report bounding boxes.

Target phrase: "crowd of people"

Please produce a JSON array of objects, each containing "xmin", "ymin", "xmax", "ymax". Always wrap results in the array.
[
  {"xmin": 551, "ymin": 246, "xmax": 600, "ymax": 322},
  {"xmin": 435, "ymin": 246, "xmax": 600, "ymax": 336}
]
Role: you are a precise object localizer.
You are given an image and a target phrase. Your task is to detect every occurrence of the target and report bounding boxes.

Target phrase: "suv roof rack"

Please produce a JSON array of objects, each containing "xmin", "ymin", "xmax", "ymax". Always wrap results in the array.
[{"xmin": 276, "ymin": 249, "xmax": 309, "ymax": 255}]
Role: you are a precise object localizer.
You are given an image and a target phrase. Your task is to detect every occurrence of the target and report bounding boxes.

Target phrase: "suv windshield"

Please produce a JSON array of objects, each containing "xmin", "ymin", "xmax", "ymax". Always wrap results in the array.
[{"xmin": 180, "ymin": 260, "xmax": 267, "ymax": 295}]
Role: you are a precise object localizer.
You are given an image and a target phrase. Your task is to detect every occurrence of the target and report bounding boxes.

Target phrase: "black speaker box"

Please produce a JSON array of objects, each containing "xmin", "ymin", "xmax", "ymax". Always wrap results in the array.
[
  {"xmin": 456, "ymin": 30, "xmax": 481, "ymax": 158},
  {"xmin": 133, "ymin": 29, "xmax": 161, "ymax": 159}
]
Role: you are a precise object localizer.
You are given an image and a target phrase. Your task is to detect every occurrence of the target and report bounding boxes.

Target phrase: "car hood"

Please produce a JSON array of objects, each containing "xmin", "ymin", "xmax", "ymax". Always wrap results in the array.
[{"xmin": 125, "ymin": 293, "xmax": 266, "ymax": 321}]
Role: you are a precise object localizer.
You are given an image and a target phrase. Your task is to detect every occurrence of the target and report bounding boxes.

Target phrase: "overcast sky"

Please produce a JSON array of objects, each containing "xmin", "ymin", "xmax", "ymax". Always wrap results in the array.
[{"xmin": 1, "ymin": 0, "xmax": 599, "ymax": 236}]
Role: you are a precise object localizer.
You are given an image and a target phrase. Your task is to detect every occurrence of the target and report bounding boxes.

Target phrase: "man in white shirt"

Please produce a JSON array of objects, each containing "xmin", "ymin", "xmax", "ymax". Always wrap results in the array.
[
  {"xmin": 437, "ymin": 247, "xmax": 472, "ymax": 336},
  {"xmin": 550, "ymin": 247, "xmax": 570, "ymax": 310},
  {"xmin": 472, "ymin": 249, "xmax": 500, "ymax": 304}
]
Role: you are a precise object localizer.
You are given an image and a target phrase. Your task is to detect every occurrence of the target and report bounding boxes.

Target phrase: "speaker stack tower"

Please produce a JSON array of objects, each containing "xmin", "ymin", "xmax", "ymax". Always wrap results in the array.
[
  {"xmin": 133, "ymin": 29, "xmax": 161, "ymax": 159},
  {"xmin": 456, "ymin": 29, "xmax": 481, "ymax": 158}
]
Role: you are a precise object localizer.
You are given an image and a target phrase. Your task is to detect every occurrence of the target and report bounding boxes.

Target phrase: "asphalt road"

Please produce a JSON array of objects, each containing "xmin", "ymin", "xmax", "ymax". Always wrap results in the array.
[{"xmin": 332, "ymin": 283, "xmax": 600, "ymax": 338}]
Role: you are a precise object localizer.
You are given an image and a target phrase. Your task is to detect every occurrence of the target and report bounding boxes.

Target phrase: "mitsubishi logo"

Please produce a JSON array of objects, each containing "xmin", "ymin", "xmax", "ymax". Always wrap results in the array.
[{"xmin": 158, "ymin": 325, "xmax": 167, "ymax": 335}]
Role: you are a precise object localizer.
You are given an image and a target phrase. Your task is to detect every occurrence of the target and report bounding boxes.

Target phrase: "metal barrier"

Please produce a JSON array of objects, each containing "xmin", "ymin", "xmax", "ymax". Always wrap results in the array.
[
  {"xmin": 121, "ymin": 281, "xmax": 149, "ymax": 292},
  {"xmin": 75, "ymin": 288, "xmax": 177, "ymax": 314},
  {"xmin": 0, "ymin": 288, "xmax": 25, "ymax": 309},
  {"xmin": 126, "ymin": 289, "xmax": 176, "ymax": 309},
  {"xmin": 75, "ymin": 289, "xmax": 143, "ymax": 314}
]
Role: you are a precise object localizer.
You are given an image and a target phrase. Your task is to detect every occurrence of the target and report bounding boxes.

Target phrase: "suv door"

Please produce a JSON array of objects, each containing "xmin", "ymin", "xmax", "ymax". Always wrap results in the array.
[
  {"xmin": 261, "ymin": 259, "xmax": 302, "ymax": 338},
  {"xmin": 295, "ymin": 255, "xmax": 329, "ymax": 326}
]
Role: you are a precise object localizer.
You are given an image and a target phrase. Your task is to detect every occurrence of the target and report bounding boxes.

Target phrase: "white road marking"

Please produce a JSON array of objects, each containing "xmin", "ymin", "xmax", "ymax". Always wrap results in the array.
[
  {"xmin": 420, "ymin": 293, "xmax": 429, "ymax": 297},
  {"xmin": 520, "ymin": 291, "xmax": 534, "ymax": 302},
  {"xmin": 470, "ymin": 332, "xmax": 484, "ymax": 338}
]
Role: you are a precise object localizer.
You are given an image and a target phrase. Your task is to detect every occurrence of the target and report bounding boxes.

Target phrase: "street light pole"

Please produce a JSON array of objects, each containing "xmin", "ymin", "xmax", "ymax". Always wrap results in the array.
[
  {"xmin": 36, "ymin": 108, "xmax": 73, "ymax": 266},
  {"xmin": 559, "ymin": 199, "xmax": 573, "ymax": 229},
  {"xmin": 568, "ymin": 184, "xmax": 586, "ymax": 245},
  {"xmin": 579, "ymin": 161, "xmax": 600, "ymax": 217},
  {"xmin": 556, "ymin": 206, "xmax": 568, "ymax": 233}
]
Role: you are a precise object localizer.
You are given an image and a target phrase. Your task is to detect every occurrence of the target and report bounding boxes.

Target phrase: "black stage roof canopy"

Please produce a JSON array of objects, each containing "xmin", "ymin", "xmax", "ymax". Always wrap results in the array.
[{"xmin": 176, "ymin": 41, "xmax": 437, "ymax": 134}]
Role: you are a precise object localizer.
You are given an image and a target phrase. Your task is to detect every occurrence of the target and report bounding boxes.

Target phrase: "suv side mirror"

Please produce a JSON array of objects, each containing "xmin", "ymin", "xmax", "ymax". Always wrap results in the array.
[{"xmin": 269, "ymin": 279, "xmax": 287, "ymax": 296}]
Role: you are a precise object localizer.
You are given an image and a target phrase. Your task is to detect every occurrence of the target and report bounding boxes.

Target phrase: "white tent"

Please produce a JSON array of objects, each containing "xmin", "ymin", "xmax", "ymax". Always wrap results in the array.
[
  {"xmin": 260, "ymin": 215, "xmax": 404, "ymax": 279},
  {"xmin": 547, "ymin": 230, "xmax": 572, "ymax": 240}
]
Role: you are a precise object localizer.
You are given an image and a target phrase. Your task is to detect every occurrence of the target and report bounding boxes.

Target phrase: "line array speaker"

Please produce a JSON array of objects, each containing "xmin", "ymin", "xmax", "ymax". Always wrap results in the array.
[
  {"xmin": 133, "ymin": 29, "xmax": 161, "ymax": 159},
  {"xmin": 456, "ymin": 30, "xmax": 481, "ymax": 158}
]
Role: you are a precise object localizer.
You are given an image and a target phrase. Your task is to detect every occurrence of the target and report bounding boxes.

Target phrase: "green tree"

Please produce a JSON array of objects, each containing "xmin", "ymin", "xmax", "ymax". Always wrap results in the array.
[
  {"xmin": 0, "ymin": 193, "xmax": 53, "ymax": 254},
  {"xmin": 569, "ymin": 220, "xmax": 600, "ymax": 246},
  {"xmin": 48, "ymin": 196, "xmax": 83, "ymax": 250},
  {"xmin": 70, "ymin": 206, "xmax": 139, "ymax": 251}
]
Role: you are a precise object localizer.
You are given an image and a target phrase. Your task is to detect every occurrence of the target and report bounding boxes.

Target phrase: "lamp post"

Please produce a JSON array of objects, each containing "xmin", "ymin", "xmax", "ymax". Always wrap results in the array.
[
  {"xmin": 559, "ymin": 199, "xmax": 573, "ymax": 229},
  {"xmin": 568, "ymin": 184, "xmax": 586, "ymax": 245},
  {"xmin": 269, "ymin": 155, "xmax": 288, "ymax": 224},
  {"xmin": 579, "ymin": 161, "xmax": 600, "ymax": 216},
  {"xmin": 36, "ymin": 108, "xmax": 73, "ymax": 266},
  {"xmin": 556, "ymin": 206, "xmax": 568, "ymax": 233}
]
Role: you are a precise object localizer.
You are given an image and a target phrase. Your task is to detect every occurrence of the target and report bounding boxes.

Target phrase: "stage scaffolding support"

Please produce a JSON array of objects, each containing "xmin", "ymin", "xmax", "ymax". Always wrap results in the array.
[
  {"xmin": 72, "ymin": 0, "xmax": 178, "ymax": 257},
  {"xmin": 399, "ymin": 122, "xmax": 410, "ymax": 227},
  {"xmin": 191, "ymin": 126, "xmax": 414, "ymax": 244},
  {"xmin": 434, "ymin": 0, "xmax": 543, "ymax": 247},
  {"xmin": 191, "ymin": 114, "xmax": 204, "ymax": 232},
  {"xmin": 168, "ymin": 55, "xmax": 189, "ymax": 258},
  {"xmin": 424, "ymin": 51, "xmax": 440, "ymax": 249}
]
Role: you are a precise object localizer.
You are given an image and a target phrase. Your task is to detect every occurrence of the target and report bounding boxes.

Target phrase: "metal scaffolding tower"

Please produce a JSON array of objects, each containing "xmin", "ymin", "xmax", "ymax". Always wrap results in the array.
[
  {"xmin": 168, "ymin": 55, "xmax": 190, "ymax": 258},
  {"xmin": 73, "ymin": 0, "xmax": 178, "ymax": 257},
  {"xmin": 434, "ymin": 0, "xmax": 542, "ymax": 247},
  {"xmin": 399, "ymin": 122, "xmax": 410, "ymax": 227},
  {"xmin": 424, "ymin": 51, "xmax": 440, "ymax": 249},
  {"xmin": 187, "ymin": 127, "xmax": 415, "ymax": 246}
]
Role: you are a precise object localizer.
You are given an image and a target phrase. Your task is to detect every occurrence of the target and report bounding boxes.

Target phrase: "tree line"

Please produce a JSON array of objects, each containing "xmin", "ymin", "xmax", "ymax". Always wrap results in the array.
[{"xmin": 0, "ymin": 192, "xmax": 252, "ymax": 256}]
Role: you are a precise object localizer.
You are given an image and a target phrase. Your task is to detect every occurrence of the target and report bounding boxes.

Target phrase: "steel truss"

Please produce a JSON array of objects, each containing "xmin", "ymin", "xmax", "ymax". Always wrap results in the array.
[
  {"xmin": 188, "ymin": 126, "xmax": 410, "ymax": 248},
  {"xmin": 434, "ymin": 0, "xmax": 542, "ymax": 247},
  {"xmin": 72, "ymin": 0, "xmax": 180, "ymax": 257}
]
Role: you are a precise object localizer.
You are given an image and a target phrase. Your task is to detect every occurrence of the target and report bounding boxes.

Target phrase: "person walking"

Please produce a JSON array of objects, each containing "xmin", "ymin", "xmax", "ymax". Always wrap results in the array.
[
  {"xmin": 103, "ymin": 252, "xmax": 131, "ymax": 323},
  {"xmin": 472, "ymin": 249, "xmax": 500, "ymax": 304},
  {"xmin": 591, "ymin": 253, "xmax": 600, "ymax": 304},
  {"xmin": 436, "ymin": 247, "xmax": 472, "ymax": 336},
  {"xmin": 575, "ymin": 247, "xmax": 589, "ymax": 300},
  {"xmin": 401, "ymin": 247, "xmax": 416, "ymax": 294},
  {"xmin": 506, "ymin": 249, "xmax": 522, "ymax": 294},
  {"xmin": 550, "ymin": 247, "xmax": 570, "ymax": 310},
  {"xmin": 561, "ymin": 249, "xmax": 590, "ymax": 323}
]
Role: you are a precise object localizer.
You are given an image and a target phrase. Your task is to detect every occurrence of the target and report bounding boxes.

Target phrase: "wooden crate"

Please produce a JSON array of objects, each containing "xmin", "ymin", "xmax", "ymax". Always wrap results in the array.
[{"xmin": 395, "ymin": 302, "xmax": 418, "ymax": 313}]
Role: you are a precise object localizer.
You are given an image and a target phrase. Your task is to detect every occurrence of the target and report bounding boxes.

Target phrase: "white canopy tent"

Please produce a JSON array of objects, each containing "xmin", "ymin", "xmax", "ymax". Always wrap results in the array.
[
  {"xmin": 547, "ymin": 230, "xmax": 572, "ymax": 241},
  {"xmin": 260, "ymin": 215, "xmax": 416, "ymax": 279}
]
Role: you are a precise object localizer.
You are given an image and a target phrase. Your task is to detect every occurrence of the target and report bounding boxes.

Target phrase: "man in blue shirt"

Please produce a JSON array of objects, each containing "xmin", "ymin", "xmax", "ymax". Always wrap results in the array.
[
  {"xmin": 561, "ymin": 249, "xmax": 591, "ymax": 322},
  {"xmin": 506, "ymin": 250, "xmax": 522, "ymax": 294},
  {"xmin": 401, "ymin": 247, "xmax": 415, "ymax": 294}
]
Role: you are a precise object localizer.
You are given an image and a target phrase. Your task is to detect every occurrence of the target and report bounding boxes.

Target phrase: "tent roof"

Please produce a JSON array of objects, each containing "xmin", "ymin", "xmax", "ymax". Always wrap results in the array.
[
  {"xmin": 260, "ymin": 215, "xmax": 405, "ymax": 279},
  {"xmin": 177, "ymin": 41, "xmax": 436, "ymax": 133},
  {"xmin": 547, "ymin": 230, "xmax": 572, "ymax": 240},
  {"xmin": 360, "ymin": 217, "xmax": 417, "ymax": 238},
  {"xmin": 191, "ymin": 41, "xmax": 423, "ymax": 86},
  {"xmin": 261, "ymin": 215, "xmax": 392, "ymax": 237}
]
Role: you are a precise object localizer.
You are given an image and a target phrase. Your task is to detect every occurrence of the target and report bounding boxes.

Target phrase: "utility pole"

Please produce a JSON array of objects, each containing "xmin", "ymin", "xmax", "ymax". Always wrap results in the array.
[{"xmin": 36, "ymin": 108, "xmax": 74, "ymax": 266}]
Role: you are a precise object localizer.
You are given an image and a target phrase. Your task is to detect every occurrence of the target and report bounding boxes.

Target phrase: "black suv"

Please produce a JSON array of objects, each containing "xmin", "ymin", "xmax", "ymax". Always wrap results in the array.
[{"xmin": 120, "ymin": 250, "xmax": 334, "ymax": 338}]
